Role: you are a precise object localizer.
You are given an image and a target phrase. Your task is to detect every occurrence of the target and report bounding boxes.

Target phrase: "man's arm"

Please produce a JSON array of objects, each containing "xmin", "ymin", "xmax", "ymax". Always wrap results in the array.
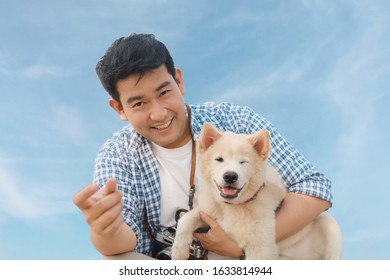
[
  {"xmin": 275, "ymin": 192, "xmax": 330, "ymax": 242},
  {"xmin": 194, "ymin": 192, "xmax": 329, "ymax": 257},
  {"xmin": 73, "ymin": 179, "xmax": 137, "ymax": 256},
  {"xmin": 91, "ymin": 221, "xmax": 137, "ymax": 256}
]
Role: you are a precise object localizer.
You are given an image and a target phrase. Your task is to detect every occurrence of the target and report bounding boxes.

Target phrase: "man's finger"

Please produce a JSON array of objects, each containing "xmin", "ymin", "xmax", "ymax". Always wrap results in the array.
[
  {"xmin": 101, "ymin": 201, "xmax": 124, "ymax": 235},
  {"xmin": 102, "ymin": 178, "xmax": 117, "ymax": 195},
  {"xmin": 88, "ymin": 191, "xmax": 123, "ymax": 222},
  {"xmin": 73, "ymin": 183, "xmax": 100, "ymax": 209},
  {"xmin": 199, "ymin": 211, "xmax": 219, "ymax": 228}
]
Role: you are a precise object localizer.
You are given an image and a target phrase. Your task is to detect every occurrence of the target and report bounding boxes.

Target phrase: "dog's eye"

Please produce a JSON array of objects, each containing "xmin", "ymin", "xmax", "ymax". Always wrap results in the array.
[
  {"xmin": 240, "ymin": 160, "xmax": 249, "ymax": 164},
  {"xmin": 215, "ymin": 157, "xmax": 224, "ymax": 163}
]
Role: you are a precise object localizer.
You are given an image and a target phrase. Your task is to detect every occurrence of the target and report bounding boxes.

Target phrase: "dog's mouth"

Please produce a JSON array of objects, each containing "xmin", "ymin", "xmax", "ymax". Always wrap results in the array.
[{"xmin": 214, "ymin": 180, "xmax": 244, "ymax": 199}]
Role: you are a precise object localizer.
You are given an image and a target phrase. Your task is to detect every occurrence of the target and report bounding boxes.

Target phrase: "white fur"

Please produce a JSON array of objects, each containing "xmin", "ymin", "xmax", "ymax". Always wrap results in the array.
[{"xmin": 171, "ymin": 123, "xmax": 342, "ymax": 260}]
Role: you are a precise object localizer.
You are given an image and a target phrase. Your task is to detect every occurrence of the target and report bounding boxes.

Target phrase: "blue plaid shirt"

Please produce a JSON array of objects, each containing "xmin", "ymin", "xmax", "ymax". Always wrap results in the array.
[{"xmin": 93, "ymin": 102, "xmax": 332, "ymax": 255}]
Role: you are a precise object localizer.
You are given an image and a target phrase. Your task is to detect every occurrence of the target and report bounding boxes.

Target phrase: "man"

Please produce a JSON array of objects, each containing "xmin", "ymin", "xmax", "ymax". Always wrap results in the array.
[{"xmin": 73, "ymin": 33, "xmax": 332, "ymax": 259}]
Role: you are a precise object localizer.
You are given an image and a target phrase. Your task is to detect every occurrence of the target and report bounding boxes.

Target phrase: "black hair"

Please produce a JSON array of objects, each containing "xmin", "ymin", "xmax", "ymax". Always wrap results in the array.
[{"xmin": 96, "ymin": 33, "xmax": 175, "ymax": 102}]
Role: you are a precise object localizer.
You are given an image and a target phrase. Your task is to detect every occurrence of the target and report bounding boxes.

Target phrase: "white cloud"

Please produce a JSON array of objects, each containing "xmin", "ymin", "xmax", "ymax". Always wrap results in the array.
[
  {"xmin": 214, "ymin": 9, "xmax": 272, "ymax": 28},
  {"xmin": 344, "ymin": 227, "xmax": 390, "ymax": 243},
  {"xmin": 209, "ymin": 36, "xmax": 329, "ymax": 104},
  {"xmin": 0, "ymin": 64, "xmax": 11, "ymax": 77},
  {"xmin": 0, "ymin": 158, "xmax": 74, "ymax": 222},
  {"xmin": 322, "ymin": 2, "xmax": 389, "ymax": 167},
  {"xmin": 47, "ymin": 103, "xmax": 89, "ymax": 145},
  {"xmin": 21, "ymin": 65, "xmax": 75, "ymax": 79}
]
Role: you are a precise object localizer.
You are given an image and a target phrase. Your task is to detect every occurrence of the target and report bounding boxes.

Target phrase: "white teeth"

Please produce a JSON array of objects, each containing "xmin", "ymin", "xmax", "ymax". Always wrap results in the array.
[{"xmin": 154, "ymin": 119, "xmax": 172, "ymax": 130}]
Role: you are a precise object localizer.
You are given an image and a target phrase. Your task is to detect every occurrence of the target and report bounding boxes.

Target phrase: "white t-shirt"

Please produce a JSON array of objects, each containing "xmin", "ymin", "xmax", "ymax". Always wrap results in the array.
[
  {"xmin": 151, "ymin": 140, "xmax": 205, "ymax": 228},
  {"xmin": 151, "ymin": 141, "xmax": 236, "ymax": 260}
]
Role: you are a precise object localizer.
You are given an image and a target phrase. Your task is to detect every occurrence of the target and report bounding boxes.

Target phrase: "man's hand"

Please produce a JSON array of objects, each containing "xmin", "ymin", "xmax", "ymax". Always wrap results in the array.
[
  {"xmin": 193, "ymin": 211, "xmax": 243, "ymax": 258},
  {"xmin": 73, "ymin": 178, "xmax": 136, "ymax": 255},
  {"xmin": 73, "ymin": 178, "xmax": 123, "ymax": 237}
]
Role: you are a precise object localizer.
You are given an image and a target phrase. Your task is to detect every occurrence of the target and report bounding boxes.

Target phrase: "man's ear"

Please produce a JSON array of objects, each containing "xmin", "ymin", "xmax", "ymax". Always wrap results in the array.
[
  {"xmin": 175, "ymin": 68, "xmax": 185, "ymax": 97},
  {"xmin": 198, "ymin": 122, "xmax": 221, "ymax": 153},
  {"xmin": 109, "ymin": 99, "xmax": 128, "ymax": 121},
  {"xmin": 248, "ymin": 130, "xmax": 270, "ymax": 160}
]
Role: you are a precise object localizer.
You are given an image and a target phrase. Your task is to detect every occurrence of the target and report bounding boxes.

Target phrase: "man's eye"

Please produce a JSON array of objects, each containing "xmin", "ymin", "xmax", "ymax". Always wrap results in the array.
[
  {"xmin": 215, "ymin": 157, "xmax": 224, "ymax": 162},
  {"xmin": 133, "ymin": 102, "xmax": 144, "ymax": 108},
  {"xmin": 160, "ymin": 90, "xmax": 170, "ymax": 96}
]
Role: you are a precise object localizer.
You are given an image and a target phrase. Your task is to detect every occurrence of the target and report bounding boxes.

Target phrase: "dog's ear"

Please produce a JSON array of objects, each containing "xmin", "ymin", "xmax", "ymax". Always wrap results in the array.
[
  {"xmin": 198, "ymin": 122, "xmax": 221, "ymax": 153},
  {"xmin": 248, "ymin": 130, "xmax": 270, "ymax": 160}
]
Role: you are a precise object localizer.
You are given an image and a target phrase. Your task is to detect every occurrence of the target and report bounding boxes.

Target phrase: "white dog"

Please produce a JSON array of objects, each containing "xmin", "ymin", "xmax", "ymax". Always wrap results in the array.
[{"xmin": 171, "ymin": 123, "xmax": 342, "ymax": 260}]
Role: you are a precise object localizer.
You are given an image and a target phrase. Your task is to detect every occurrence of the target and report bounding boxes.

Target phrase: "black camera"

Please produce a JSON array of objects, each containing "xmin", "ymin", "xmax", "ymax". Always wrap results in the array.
[
  {"xmin": 152, "ymin": 226, "xmax": 207, "ymax": 260},
  {"xmin": 152, "ymin": 209, "xmax": 207, "ymax": 260}
]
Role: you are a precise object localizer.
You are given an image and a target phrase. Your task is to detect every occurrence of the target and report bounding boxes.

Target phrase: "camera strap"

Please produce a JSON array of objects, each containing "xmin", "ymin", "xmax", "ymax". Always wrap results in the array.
[
  {"xmin": 186, "ymin": 104, "xmax": 196, "ymax": 210},
  {"xmin": 146, "ymin": 104, "xmax": 196, "ymax": 242}
]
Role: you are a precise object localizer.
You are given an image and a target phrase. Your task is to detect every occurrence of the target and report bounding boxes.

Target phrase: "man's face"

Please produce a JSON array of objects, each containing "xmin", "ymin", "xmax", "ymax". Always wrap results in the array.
[{"xmin": 110, "ymin": 65, "xmax": 191, "ymax": 149}]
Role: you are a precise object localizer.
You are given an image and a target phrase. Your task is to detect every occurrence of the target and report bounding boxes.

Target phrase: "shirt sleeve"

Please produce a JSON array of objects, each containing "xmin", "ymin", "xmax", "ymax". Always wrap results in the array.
[{"xmin": 93, "ymin": 139, "xmax": 142, "ymax": 239}]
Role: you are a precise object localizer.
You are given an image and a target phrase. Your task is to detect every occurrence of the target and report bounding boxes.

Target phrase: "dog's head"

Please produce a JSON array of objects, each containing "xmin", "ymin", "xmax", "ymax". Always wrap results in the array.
[{"xmin": 198, "ymin": 122, "xmax": 270, "ymax": 204}]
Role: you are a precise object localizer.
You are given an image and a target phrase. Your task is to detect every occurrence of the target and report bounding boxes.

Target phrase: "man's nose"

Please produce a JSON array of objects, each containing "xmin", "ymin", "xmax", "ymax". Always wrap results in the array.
[{"xmin": 150, "ymin": 102, "xmax": 167, "ymax": 121}]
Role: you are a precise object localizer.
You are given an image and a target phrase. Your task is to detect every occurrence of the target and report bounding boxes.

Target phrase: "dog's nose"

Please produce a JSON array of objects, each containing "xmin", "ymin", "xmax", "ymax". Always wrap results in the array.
[{"xmin": 223, "ymin": 171, "xmax": 238, "ymax": 184}]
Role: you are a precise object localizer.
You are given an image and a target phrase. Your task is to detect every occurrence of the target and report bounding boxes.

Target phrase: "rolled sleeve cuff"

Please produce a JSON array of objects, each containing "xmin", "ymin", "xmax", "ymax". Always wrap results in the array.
[{"xmin": 288, "ymin": 173, "xmax": 333, "ymax": 205}]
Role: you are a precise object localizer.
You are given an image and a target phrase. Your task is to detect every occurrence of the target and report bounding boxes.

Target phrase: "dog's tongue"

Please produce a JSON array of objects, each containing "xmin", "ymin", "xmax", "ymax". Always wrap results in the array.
[{"xmin": 221, "ymin": 187, "xmax": 238, "ymax": 196}]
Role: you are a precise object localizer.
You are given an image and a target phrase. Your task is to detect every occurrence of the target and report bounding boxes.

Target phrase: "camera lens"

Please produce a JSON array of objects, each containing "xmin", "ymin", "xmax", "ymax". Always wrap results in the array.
[{"xmin": 155, "ymin": 247, "xmax": 173, "ymax": 260}]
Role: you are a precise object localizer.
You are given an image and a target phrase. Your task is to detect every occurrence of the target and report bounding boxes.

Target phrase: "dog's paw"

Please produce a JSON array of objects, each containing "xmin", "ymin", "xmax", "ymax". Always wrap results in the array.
[{"xmin": 171, "ymin": 243, "xmax": 190, "ymax": 260}]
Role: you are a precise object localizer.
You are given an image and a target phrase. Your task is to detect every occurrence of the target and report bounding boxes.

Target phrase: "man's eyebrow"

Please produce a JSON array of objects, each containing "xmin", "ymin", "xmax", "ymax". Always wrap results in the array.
[
  {"xmin": 155, "ymin": 81, "xmax": 171, "ymax": 92},
  {"xmin": 125, "ymin": 81, "xmax": 171, "ymax": 105},
  {"xmin": 126, "ymin": 95, "xmax": 143, "ymax": 105}
]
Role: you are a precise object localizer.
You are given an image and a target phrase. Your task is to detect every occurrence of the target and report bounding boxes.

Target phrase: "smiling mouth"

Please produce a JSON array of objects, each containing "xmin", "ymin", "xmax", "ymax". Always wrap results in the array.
[
  {"xmin": 153, "ymin": 118, "xmax": 173, "ymax": 130},
  {"xmin": 214, "ymin": 180, "xmax": 244, "ymax": 199}
]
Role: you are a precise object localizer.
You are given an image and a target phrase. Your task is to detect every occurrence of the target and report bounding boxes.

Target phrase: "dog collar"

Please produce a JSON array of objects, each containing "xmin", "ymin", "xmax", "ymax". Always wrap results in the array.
[{"xmin": 224, "ymin": 183, "xmax": 265, "ymax": 205}]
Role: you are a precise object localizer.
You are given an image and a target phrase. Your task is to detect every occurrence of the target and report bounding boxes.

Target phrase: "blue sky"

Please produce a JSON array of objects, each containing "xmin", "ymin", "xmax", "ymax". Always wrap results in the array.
[{"xmin": 0, "ymin": 0, "xmax": 389, "ymax": 260}]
